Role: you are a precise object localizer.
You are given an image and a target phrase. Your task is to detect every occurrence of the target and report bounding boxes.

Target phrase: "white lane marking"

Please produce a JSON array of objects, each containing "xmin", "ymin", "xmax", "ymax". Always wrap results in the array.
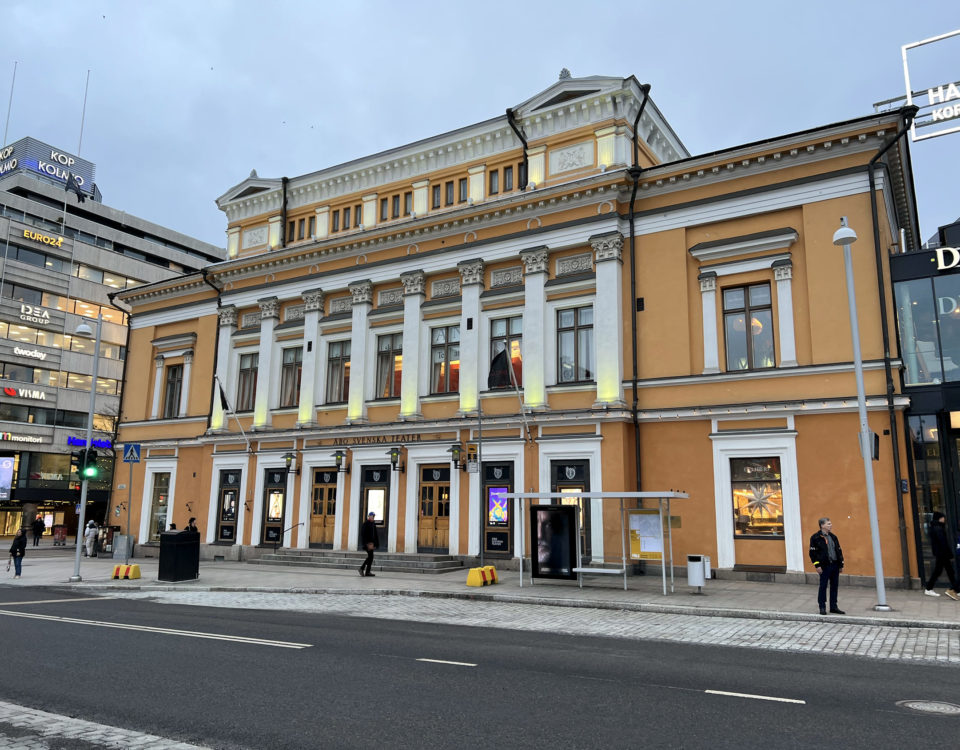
[
  {"xmin": 705, "ymin": 689, "xmax": 805, "ymax": 704},
  {"xmin": 0, "ymin": 598, "xmax": 105, "ymax": 606},
  {"xmin": 417, "ymin": 658, "xmax": 477, "ymax": 667},
  {"xmin": 0, "ymin": 609, "xmax": 311, "ymax": 649}
]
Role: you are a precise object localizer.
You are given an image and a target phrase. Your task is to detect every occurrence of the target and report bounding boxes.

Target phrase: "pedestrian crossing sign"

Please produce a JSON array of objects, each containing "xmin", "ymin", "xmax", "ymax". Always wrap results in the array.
[{"xmin": 122, "ymin": 443, "xmax": 141, "ymax": 463}]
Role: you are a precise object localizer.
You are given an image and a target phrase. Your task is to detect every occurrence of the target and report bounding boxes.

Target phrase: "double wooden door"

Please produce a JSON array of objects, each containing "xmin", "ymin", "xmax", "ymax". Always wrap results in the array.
[
  {"xmin": 310, "ymin": 469, "xmax": 338, "ymax": 547},
  {"xmin": 418, "ymin": 465, "xmax": 450, "ymax": 552}
]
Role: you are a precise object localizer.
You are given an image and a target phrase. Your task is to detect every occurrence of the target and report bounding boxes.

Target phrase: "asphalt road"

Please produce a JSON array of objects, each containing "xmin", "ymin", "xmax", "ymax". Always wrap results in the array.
[{"xmin": 0, "ymin": 586, "xmax": 958, "ymax": 749}]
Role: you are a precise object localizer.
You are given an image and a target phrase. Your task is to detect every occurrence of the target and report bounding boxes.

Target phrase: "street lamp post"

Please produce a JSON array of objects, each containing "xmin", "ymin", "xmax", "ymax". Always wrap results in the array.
[
  {"xmin": 832, "ymin": 218, "xmax": 890, "ymax": 611},
  {"xmin": 70, "ymin": 313, "xmax": 103, "ymax": 583}
]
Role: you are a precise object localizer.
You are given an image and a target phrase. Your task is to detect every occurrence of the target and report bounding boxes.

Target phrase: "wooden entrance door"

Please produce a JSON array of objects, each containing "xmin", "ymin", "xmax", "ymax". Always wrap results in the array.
[
  {"xmin": 418, "ymin": 465, "xmax": 450, "ymax": 552},
  {"xmin": 310, "ymin": 468, "xmax": 337, "ymax": 547}
]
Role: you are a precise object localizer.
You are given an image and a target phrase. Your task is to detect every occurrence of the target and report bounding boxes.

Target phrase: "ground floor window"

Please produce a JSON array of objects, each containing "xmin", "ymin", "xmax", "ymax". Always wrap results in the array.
[
  {"xmin": 149, "ymin": 472, "xmax": 170, "ymax": 542},
  {"xmin": 731, "ymin": 457, "xmax": 783, "ymax": 537}
]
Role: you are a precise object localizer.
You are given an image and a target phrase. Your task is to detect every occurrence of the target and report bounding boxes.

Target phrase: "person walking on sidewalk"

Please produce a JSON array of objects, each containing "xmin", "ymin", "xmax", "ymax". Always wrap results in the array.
[
  {"xmin": 31, "ymin": 515, "xmax": 45, "ymax": 547},
  {"xmin": 8, "ymin": 528, "xmax": 26, "ymax": 578},
  {"xmin": 809, "ymin": 517, "xmax": 845, "ymax": 615},
  {"xmin": 83, "ymin": 521, "xmax": 98, "ymax": 557},
  {"xmin": 923, "ymin": 511, "xmax": 959, "ymax": 600},
  {"xmin": 359, "ymin": 511, "xmax": 379, "ymax": 577}
]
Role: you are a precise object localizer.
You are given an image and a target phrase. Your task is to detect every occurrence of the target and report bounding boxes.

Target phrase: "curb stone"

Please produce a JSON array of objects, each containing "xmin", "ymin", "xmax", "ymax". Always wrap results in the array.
[{"xmin": 61, "ymin": 583, "xmax": 960, "ymax": 631}]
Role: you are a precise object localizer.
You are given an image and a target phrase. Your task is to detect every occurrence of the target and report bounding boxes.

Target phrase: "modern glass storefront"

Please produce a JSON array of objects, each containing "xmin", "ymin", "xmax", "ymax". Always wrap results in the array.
[{"xmin": 894, "ymin": 240, "xmax": 960, "ymax": 581}]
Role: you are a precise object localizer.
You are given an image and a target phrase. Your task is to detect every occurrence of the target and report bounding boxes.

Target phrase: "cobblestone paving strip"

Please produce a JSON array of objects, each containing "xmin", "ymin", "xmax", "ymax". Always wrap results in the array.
[
  {"xmin": 0, "ymin": 701, "xmax": 207, "ymax": 750},
  {"xmin": 109, "ymin": 591, "xmax": 960, "ymax": 665}
]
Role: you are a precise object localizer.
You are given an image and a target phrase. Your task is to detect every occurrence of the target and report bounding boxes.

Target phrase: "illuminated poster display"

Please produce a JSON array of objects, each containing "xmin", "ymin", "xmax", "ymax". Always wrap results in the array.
[
  {"xmin": 267, "ymin": 491, "xmax": 284, "ymax": 522},
  {"xmin": 530, "ymin": 504, "xmax": 577, "ymax": 580},
  {"xmin": 487, "ymin": 486, "xmax": 509, "ymax": 526},
  {"xmin": 366, "ymin": 488, "xmax": 385, "ymax": 521},
  {"xmin": 0, "ymin": 456, "xmax": 13, "ymax": 502}
]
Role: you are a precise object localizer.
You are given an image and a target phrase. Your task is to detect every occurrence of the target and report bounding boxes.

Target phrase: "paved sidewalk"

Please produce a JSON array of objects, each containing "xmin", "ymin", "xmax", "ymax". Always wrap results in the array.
[{"xmin": 3, "ymin": 548, "xmax": 960, "ymax": 629}]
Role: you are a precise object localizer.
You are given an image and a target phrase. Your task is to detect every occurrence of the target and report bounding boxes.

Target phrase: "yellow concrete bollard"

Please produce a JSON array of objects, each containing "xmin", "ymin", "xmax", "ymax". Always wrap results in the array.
[
  {"xmin": 483, "ymin": 565, "xmax": 498, "ymax": 584},
  {"xmin": 466, "ymin": 567, "xmax": 487, "ymax": 587},
  {"xmin": 112, "ymin": 564, "xmax": 141, "ymax": 580}
]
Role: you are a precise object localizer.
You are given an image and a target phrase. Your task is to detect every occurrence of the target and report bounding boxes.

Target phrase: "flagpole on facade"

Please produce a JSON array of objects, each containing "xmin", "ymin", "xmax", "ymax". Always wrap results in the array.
[
  {"xmin": 215, "ymin": 375, "xmax": 251, "ymax": 453},
  {"xmin": 2, "ymin": 61, "xmax": 16, "ymax": 148}
]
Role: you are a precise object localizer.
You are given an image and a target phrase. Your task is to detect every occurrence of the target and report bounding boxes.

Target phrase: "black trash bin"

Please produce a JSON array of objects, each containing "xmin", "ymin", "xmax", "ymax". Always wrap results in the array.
[{"xmin": 158, "ymin": 530, "xmax": 200, "ymax": 582}]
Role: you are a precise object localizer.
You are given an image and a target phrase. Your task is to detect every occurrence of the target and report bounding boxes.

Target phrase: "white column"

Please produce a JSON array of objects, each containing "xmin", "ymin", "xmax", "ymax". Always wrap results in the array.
[
  {"xmin": 151, "ymin": 355, "xmax": 164, "ymax": 419},
  {"xmin": 458, "ymin": 259, "xmax": 484, "ymax": 414},
  {"xmin": 591, "ymin": 232, "xmax": 625, "ymax": 407},
  {"xmin": 361, "ymin": 194, "xmax": 377, "ymax": 229},
  {"xmin": 315, "ymin": 206, "xmax": 330, "ymax": 240},
  {"xmin": 399, "ymin": 271, "xmax": 425, "ymax": 420},
  {"xmin": 700, "ymin": 273, "xmax": 720, "ymax": 374},
  {"xmin": 774, "ymin": 261, "xmax": 798, "ymax": 367},
  {"xmin": 347, "ymin": 280, "xmax": 373, "ymax": 423},
  {"xmin": 521, "ymin": 246, "xmax": 548, "ymax": 409},
  {"xmin": 298, "ymin": 289, "xmax": 324, "ymax": 426},
  {"xmin": 253, "ymin": 296, "xmax": 279, "ymax": 429},
  {"xmin": 210, "ymin": 306, "xmax": 237, "ymax": 431},
  {"xmin": 179, "ymin": 350, "xmax": 193, "ymax": 417},
  {"xmin": 226, "ymin": 227, "xmax": 240, "ymax": 259}
]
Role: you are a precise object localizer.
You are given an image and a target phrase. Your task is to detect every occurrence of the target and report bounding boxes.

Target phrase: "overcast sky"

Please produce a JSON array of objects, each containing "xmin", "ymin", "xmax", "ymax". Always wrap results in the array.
[{"xmin": 3, "ymin": 1, "xmax": 958, "ymax": 248}]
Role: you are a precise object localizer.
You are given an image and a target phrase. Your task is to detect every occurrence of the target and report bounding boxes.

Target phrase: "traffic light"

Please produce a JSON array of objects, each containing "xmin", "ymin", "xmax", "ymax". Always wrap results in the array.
[
  {"xmin": 70, "ymin": 450, "xmax": 84, "ymax": 476},
  {"xmin": 81, "ymin": 449, "xmax": 99, "ymax": 480}
]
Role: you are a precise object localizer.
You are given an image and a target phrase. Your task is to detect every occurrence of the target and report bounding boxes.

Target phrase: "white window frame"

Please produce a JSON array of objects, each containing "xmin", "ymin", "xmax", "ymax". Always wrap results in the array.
[
  {"xmin": 545, "ymin": 294, "xmax": 596, "ymax": 387},
  {"xmin": 207, "ymin": 456, "xmax": 250, "ymax": 546},
  {"xmin": 710, "ymin": 417, "xmax": 803, "ymax": 572},
  {"xmin": 140, "ymin": 458, "xmax": 178, "ymax": 544}
]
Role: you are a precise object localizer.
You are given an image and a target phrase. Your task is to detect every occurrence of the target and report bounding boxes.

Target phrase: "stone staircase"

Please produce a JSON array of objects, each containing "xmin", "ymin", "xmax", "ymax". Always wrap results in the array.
[{"xmin": 248, "ymin": 548, "xmax": 465, "ymax": 575}]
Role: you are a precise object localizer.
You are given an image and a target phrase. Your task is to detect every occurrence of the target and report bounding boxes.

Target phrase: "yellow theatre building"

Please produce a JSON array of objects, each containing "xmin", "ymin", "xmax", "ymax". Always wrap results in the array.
[{"xmin": 113, "ymin": 72, "xmax": 924, "ymax": 583}]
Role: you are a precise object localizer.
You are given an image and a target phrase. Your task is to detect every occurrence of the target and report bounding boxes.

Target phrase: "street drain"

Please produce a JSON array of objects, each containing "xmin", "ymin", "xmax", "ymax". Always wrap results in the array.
[{"xmin": 897, "ymin": 700, "xmax": 960, "ymax": 716}]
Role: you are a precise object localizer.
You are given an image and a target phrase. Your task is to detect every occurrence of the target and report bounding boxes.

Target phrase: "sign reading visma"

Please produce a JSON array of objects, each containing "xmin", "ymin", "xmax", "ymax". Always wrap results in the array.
[
  {"xmin": 903, "ymin": 28, "xmax": 960, "ymax": 142},
  {"xmin": 0, "ymin": 136, "xmax": 95, "ymax": 194}
]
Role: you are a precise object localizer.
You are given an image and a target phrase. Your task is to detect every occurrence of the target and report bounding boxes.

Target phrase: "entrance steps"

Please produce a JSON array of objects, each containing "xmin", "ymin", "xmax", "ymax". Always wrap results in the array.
[{"xmin": 248, "ymin": 548, "xmax": 465, "ymax": 575}]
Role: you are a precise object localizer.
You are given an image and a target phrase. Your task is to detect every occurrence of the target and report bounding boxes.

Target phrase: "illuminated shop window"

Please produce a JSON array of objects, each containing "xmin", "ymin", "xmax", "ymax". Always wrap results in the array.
[{"xmin": 731, "ymin": 457, "xmax": 784, "ymax": 538}]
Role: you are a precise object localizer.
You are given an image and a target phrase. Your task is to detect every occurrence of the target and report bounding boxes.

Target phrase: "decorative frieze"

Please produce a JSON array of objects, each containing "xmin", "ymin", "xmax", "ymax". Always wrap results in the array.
[
  {"xmin": 240, "ymin": 312, "xmax": 261, "ymax": 328},
  {"xmin": 349, "ymin": 280, "xmax": 373, "ymax": 305},
  {"xmin": 520, "ymin": 247, "xmax": 549, "ymax": 275},
  {"xmin": 302, "ymin": 289, "xmax": 325, "ymax": 313},
  {"xmin": 242, "ymin": 226, "xmax": 268, "ymax": 248},
  {"xmin": 330, "ymin": 296, "xmax": 352, "ymax": 315},
  {"xmin": 491, "ymin": 266, "xmax": 523, "ymax": 288},
  {"xmin": 556, "ymin": 253, "xmax": 593, "ymax": 277},
  {"xmin": 457, "ymin": 259, "xmax": 485, "ymax": 287},
  {"xmin": 217, "ymin": 306, "xmax": 238, "ymax": 328},
  {"xmin": 284, "ymin": 304, "xmax": 305, "ymax": 323},
  {"xmin": 259, "ymin": 296, "xmax": 280, "ymax": 320},
  {"xmin": 549, "ymin": 141, "xmax": 593, "ymax": 175},
  {"xmin": 432, "ymin": 278, "xmax": 461, "ymax": 298},
  {"xmin": 378, "ymin": 288, "xmax": 403, "ymax": 306},
  {"xmin": 401, "ymin": 270, "xmax": 426, "ymax": 296},
  {"xmin": 591, "ymin": 232, "xmax": 623, "ymax": 263}
]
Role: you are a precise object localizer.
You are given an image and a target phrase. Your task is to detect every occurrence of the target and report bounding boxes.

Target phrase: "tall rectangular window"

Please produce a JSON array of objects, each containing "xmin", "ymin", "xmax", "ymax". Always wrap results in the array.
[
  {"xmin": 431, "ymin": 325, "xmax": 460, "ymax": 394},
  {"xmin": 236, "ymin": 353, "xmax": 258, "ymax": 411},
  {"xmin": 287, "ymin": 221, "xmax": 296, "ymax": 243},
  {"xmin": 489, "ymin": 170, "xmax": 499, "ymax": 195},
  {"xmin": 445, "ymin": 181, "xmax": 454, "ymax": 206},
  {"xmin": 162, "ymin": 364, "xmax": 183, "ymax": 418},
  {"xmin": 731, "ymin": 457, "xmax": 783, "ymax": 538},
  {"xmin": 503, "ymin": 165, "xmax": 514, "ymax": 192},
  {"xmin": 404, "ymin": 191, "xmax": 413, "ymax": 215},
  {"xmin": 308, "ymin": 216, "xmax": 315, "ymax": 238},
  {"xmin": 279, "ymin": 346, "xmax": 303, "ymax": 408},
  {"xmin": 458, "ymin": 178, "xmax": 468, "ymax": 203},
  {"xmin": 723, "ymin": 283, "xmax": 774, "ymax": 371},
  {"xmin": 149, "ymin": 472, "xmax": 170, "ymax": 542},
  {"xmin": 331, "ymin": 210, "xmax": 340, "ymax": 232},
  {"xmin": 325, "ymin": 341, "xmax": 351, "ymax": 404},
  {"xmin": 342, "ymin": 207, "xmax": 351, "ymax": 230},
  {"xmin": 392, "ymin": 195, "xmax": 400, "ymax": 219},
  {"xmin": 380, "ymin": 197, "xmax": 389, "ymax": 221},
  {"xmin": 491, "ymin": 315, "xmax": 522, "ymax": 387},
  {"xmin": 375, "ymin": 333, "xmax": 403, "ymax": 398},
  {"xmin": 297, "ymin": 218, "xmax": 305, "ymax": 240},
  {"xmin": 354, "ymin": 204, "xmax": 363, "ymax": 227},
  {"xmin": 557, "ymin": 306, "xmax": 594, "ymax": 383},
  {"xmin": 432, "ymin": 184, "xmax": 441, "ymax": 209}
]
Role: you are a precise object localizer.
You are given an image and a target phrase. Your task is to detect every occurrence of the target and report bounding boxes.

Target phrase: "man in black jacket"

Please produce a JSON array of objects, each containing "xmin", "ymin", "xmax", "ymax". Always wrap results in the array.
[
  {"xmin": 359, "ymin": 511, "xmax": 379, "ymax": 577},
  {"xmin": 809, "ymin": 517, "xmax": 845, "ymax": 615},
  {"xmin": 923, "ymin": 511, "xmax": 959, "ymax": 600}
]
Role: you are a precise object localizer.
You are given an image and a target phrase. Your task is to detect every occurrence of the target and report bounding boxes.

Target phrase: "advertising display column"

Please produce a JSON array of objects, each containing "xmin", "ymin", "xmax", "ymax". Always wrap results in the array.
[{"xmin": 483, "ymin": 462, "xmax": 514, "ymax": 556}]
